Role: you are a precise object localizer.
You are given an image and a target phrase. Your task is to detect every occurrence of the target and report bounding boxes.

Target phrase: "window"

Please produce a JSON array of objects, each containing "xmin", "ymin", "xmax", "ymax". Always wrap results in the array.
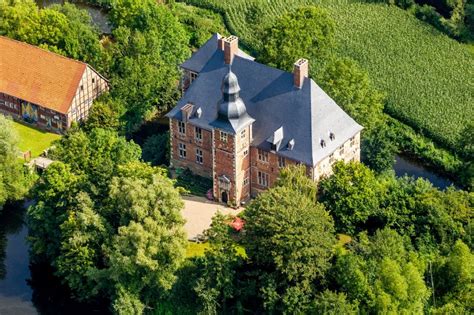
[
  {"xmin": 243, "ymin": 177, "xmax": 249, "ymax": 186},
  {"xmin": 258, "ymin": 149, "xmax": 268, "ymax": 162},
  {"xmin": 243, "ymin": 149, "xmax": 248, "ymax": 157},
  {"xmin": 278, "ymin": 156, "xmax": 286, "ymax": 168},
  {"xmin": 339, "ymin": 145, "xmax": 345, "ymax": 155},
  {"xmin": 329, "ymin": 153, "xmax": 335, "ymax": 164},
  {"xmin": 258, "ymin": 171, "xmax": 269, "ymax": 187},
  {"xmin": 195, "ymin": 127, "xmax": 202, "ymax": 140},
  {"xmin": 220, "ymin": 131, "xmax": 228, "ymax": 143},
  {"xmin": 80, "ymin": 85, "xmax": 84, "ymax": 91},
  {"xmin": 178, "ymin": 121, "xmax": 186, "ymax": 134},
  {"xmin": 350, "ymin": 136, "xmax": 355, "ymax": 147},
  {"xmin": 320, "ymin": 139, "xmax": 326, "ymax": 148},
  {"xmin": 92, "ymin": 78, "xmax": 95, "ymax": 84},
  {"xmin": 241, "ymin": 129, "xmax": 246, "ymax": 139},
  {"xmin": 0, "ymin": 100, "xmax": 4, "ymax": 106},
  {"xmin": 196, "ymin": 149, "xmax": 203, "ymax": 164},
  {"xmin": 190, "ymin": 71, "xmax": 198, "ymax": 81},
  {"xmin": 329, "ymin": 132, "xmax": 335, "ymax": 141},
  {"xmin": 179, "ymin": 143, "xmax": 186, "ymax": 158}
]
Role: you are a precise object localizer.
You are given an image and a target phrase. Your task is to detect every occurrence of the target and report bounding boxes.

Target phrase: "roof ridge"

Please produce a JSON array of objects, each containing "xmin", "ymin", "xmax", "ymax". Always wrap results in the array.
[{"xmin": 0, "ymin": 35, "xmax": 87, "ymax": 67}]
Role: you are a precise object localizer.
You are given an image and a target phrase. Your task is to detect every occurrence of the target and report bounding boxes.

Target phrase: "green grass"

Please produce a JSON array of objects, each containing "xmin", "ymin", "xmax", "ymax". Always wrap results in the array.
[
  {"xmin": 11, "ymin": 120, "xmax": 61, "ymax": 157},
  {"xmin": 186, "ymin": 242, "xmax": 210, "ymax": 257},
  {"xmin": 183, "ymin": 0, "xmax": 474, "ymax": 150}
]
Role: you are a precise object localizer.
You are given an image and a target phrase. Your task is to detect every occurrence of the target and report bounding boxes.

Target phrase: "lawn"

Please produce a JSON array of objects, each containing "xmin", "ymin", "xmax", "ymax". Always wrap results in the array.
[
  {"xmin": 186, "ymin": 242, "xmax": 210, "ymax": 257},
  {"xmin": 11, "ymin": 120, "xmax": 61, "ymax": 157}
]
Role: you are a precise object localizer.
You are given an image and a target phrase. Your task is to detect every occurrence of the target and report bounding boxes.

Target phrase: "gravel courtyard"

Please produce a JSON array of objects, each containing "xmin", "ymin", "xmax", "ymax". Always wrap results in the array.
[{"xmin": 181, "ymin": 195, "xmax": 243, "ymax": 240}]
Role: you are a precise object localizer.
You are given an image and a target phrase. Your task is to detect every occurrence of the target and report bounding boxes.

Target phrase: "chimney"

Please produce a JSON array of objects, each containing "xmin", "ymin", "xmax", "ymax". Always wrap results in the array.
[
  {"xmin": 294, "ymin": 58, "xmax": 308, "ymax": 89},
  {"xmin": 218, "ymin": 37, "xmax": 225, "ymax": 51},
  {"xmin": 224, "ymin": 35, "xmax": 238, "ymax": 65}
]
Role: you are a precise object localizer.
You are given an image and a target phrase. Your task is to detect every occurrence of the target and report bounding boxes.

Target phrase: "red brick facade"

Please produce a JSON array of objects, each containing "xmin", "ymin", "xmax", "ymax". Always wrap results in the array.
[
  {"xmin": 170, "ymin": 118, "xmax": 213, "ymax": 178},
  {"xmin": 0, "ymin": 92, "xmax": 68, "ymax": 132}
]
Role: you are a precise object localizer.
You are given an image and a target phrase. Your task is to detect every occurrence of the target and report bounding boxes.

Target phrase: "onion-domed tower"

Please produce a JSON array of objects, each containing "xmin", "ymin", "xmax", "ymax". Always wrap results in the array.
[{"xmin": 211, "ymin": 68, "xmax": 254, "ymax": 206}]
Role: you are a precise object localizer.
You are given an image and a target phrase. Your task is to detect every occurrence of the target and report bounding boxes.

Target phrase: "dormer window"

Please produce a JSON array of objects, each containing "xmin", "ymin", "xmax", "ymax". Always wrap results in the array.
[
  {"xmin": 288, "ymin": 139, "xmax": 295, "ymax": 150},
  {"xmin": 320, "ymin": 139, "xmax": 326, "ymax": 148},
  {"xmin": 329, "ymin": 132, "xmax": 335, "ymax": 141}
]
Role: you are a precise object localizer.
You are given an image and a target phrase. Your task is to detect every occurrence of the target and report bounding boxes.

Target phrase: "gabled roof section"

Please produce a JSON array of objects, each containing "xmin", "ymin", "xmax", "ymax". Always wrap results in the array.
[
  {"xmin": 168, "ymin": 35, "xmax": 363, "ymax": 166},
  {"xmin": 180, "ymin": 33, "xmax": 254, "ymax": 73},
  {"xmin": 0, "ymin": 36, "xmax": 87, "ymax": 114}
]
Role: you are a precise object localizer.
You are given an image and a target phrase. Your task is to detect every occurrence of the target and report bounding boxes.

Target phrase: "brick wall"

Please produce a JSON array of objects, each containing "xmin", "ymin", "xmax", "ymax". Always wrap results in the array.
[
  {"xmin": 0, "ymin": 92, "xmax": 67, "ymax": 132},
  {"xmin": 213, "ymin": 128, "xmax": 236, "ymax": 204},
  {"xmin": 170, "ymin": 118, "xmax": 213, "ymax": 178},
  {"xmin": 250, "ymin": 147, "xmax": 298, "ymax": 197}
]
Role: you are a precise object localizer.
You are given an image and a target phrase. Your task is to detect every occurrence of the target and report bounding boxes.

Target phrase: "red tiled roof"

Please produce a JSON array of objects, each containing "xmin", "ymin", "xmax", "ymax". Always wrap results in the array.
[{"xmin": 0, "ymin": 36, "xmax": 86, "ymax": 114}]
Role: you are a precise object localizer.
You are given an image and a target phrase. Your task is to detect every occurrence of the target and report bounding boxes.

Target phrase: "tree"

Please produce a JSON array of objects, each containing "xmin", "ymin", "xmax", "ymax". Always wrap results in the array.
[
  {"xmin": 433, "ymin": 240, "xmax": 474, "ymax": 311},
  {"xmin": 243, "ymin": 180, "xmax": 336, "ymax": 313},
  {"xmin": 259, "ymin": 6, "xmax": 335, "ymax": 71},
  {"xmin": 28, "ymin": 130, "xmax": 186, "ymax": 313},
  {"xmin": 0, "ymin": 116, "xmax": 29, "ymax": 211},
  {"xmin": 309, "ymin": 290, "xmax": 359, "ymax": 314},
  {"xmin": 49, "ymin": 128, "xmax": 141, "ymax": 195},
  {"xmin": 331, "ymin": 229, "xmax": 429, "ymax": 313},
  {"xmin": 0, "ymin": 1, "xmax": 104, "ymax": 68},
  {"xmin": 141, "ymin": 132, "xmax": 169, "ymax": 166},
  {"xmin": 361, "ymin": 124, "xmax": 398, "ymax": 173},
  {"xmin": 319, "ymin": 161, "xmax": 383, "ymax": 234},
  {"xmin": 194, "ymin": 213, "xmax": 244, "ymax": 314},
  {"xmin": 84, "ymin": 97, "xmax": 124, "ymax": 132},
  {"xmin": 316, "ymin": 57, "xmax": 385, "ymax": 133}
]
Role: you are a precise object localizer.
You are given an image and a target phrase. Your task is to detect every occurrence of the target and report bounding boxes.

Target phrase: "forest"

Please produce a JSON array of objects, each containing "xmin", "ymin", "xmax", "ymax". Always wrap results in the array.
[{"xmin": 0, "ymin": 0, "xmax": 472, "ymax": 314}]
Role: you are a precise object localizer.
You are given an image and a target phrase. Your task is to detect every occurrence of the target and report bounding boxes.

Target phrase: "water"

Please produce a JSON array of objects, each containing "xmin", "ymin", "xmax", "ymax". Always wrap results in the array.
[
  {"xmin": 0, "ymin": 203, "xmax": 109, "ymax": 314},
  {"xmin": 35, "ymin": 0, "xmax": 112, "ymax": 34},
  {"xmin": 0, "ymin": 204, "xmax": 36, "ymax": 314},
  {"xmin": 394, "ymin": 155, "xmax": 453, "ymax": 189}
]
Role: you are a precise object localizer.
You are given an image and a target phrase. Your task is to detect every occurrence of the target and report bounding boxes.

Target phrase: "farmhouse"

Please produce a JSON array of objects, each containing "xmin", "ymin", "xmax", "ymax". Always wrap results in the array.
[
  {"xmin": 166, "ymin": 34, "xmax": 363, "ymax": 206},
  {"xmin": 0, "ymin": 36, "xmax": 108, "ymax": 132}
]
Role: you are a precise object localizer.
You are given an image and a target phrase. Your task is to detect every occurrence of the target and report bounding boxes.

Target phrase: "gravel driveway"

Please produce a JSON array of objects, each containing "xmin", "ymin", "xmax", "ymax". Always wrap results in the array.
[{"xmin": 181, "ymin": 195, "xmax": 243, "ymax": 240}]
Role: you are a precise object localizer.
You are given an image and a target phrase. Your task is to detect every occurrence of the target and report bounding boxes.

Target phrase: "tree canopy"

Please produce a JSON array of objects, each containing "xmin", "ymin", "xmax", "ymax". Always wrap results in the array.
[
  {"xmin": 0, "ymin": 116, "xmax": 30, "ymax": 211},
  {"xmin": 28, "ymin": 129, "xmax": 186, "ymax": 312},
  {"xmin": 259, "ymin": 6, "xmax": 335, "ymax": 71}
]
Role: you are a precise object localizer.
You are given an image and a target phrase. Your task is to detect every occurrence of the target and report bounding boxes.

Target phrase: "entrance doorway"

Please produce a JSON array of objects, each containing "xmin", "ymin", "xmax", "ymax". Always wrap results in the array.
[{"xmin": 221, "ymin": 191, "xmax": 228, "ymax": 204}]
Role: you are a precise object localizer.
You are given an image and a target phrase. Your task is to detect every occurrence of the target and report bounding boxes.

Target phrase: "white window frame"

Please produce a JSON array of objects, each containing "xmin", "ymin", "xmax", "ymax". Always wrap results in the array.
[
  {"xmin": 258, "ymin": 149, "xmax": 268, "ymax": 162},
  {"xmin": 178, "ymin": 121, "xmax": 186, "ymax": 134},
  {"xmin": 258, "ymin": 171, "xmax": 269, "ymax": 187},
  {"xmin": 195, "ymin": 127, "xmax": 202, "ymax": 141},
  {"xmin": 179, "ymin": 143, "xmax": 186, "ymax": 158},
  {"xmin": 196, "ymin": 148, "xmax": 203, "ymax": 164},
  {"xmin": 278, "ymin": 156, "xmax": 286, "ymax": 168}
]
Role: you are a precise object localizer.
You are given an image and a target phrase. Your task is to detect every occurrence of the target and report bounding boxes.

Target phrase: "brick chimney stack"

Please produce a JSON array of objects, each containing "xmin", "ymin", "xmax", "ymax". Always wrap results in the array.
[
  {"xmin": 218, "ymin": 37, "xmax": 225, "ymax": 51},
  {"xmin": 224, "ymin": 35, "xmax": 238, "ymax": 65},
  {"xmin": 294, "ymin": 58, "xmax": 309, "ymax": 89}
]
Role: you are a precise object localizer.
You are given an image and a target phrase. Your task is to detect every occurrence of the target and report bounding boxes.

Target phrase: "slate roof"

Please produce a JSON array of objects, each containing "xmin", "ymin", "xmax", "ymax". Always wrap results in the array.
[
  {"xmin": 167, "ymin": 34, "xmax": 363, "ymax": 166},
  {"xmin": 0, "ymin": 36, "xmax": 87, "ymax": 114},
  {"xmin": 181, "ymin": 33, "xmax": 254, "ymax": 73}
]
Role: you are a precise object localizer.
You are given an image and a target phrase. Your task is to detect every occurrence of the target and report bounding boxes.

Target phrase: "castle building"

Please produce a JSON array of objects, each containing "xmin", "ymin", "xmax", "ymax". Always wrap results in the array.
[
  {"xmin": 0, "ymin": 36, "xmax": 108, "ymax": 132},
  {"xmin": 166, "ymin": 34, "xmax": 362, "ymax": 205}
]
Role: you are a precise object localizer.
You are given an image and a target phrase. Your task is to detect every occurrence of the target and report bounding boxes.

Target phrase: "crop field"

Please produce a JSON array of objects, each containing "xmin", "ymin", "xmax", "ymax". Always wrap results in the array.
[
  {"xmin": 182, "ymin": 0, "xmax": 474, "ymax": 149},
  {"xmin": 327, "ymin": 4, "xmax": 474, "ymax": 149}
]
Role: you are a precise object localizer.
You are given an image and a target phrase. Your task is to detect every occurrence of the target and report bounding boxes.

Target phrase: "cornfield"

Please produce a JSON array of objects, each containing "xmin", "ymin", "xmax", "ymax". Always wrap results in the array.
[{"xmin": 182, "ymin": 0, "xmax": 474, "ymax": 149}]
